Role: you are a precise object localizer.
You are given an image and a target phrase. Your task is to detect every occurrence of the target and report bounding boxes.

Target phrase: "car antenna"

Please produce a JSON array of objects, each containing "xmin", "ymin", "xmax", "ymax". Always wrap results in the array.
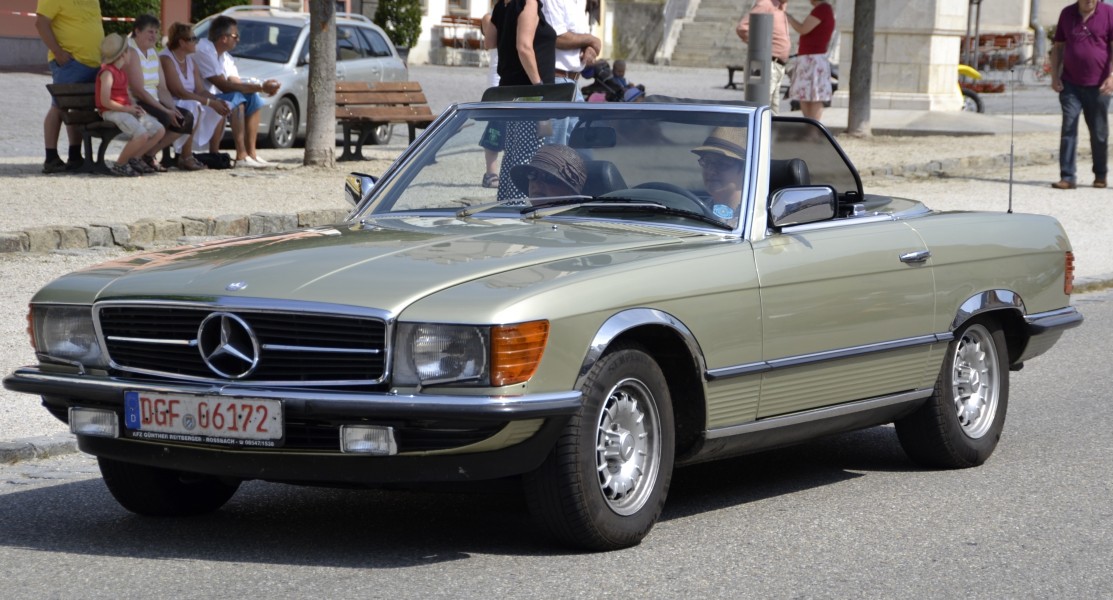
[{"xmin": 1007, "ymin": 67, "xmax": 1016, "ymax": 214}]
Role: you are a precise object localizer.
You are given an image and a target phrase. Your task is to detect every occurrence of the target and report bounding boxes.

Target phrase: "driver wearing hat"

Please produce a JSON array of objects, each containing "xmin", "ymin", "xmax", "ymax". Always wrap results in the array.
[
  {"xmin": 692, "ymin": 126, "xmax": 746, "ymax": 219},
  {"xmin": 510, "ymin": 144, "xmax": 587, "ymax": 198}
]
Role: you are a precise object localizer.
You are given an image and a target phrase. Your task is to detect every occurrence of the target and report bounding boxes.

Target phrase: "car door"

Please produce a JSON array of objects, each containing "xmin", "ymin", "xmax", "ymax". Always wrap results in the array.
[
  {"xmin": 358, "ymin": 26, "xmax": 408, "ymax": 82},
  {"xmin": 751, "ymin": 219, "xmax": 937, "ymax": 418},
  {"xmin": 334, "ymin": 24, "xmax": 384, "ymax": 84}
]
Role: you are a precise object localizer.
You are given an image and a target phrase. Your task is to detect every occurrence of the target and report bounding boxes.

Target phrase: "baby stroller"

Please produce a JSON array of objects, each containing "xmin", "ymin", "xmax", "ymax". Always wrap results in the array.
[{"xmin": 580, "ymin": 60, "xmax": 645, "ymax": 102}]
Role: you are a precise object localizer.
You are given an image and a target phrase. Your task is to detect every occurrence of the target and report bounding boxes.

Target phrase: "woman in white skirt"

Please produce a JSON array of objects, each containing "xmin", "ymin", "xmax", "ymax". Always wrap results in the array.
[
  {"xmin": 159, "ymin": 22, "xmax": 231, "ymax": 170},
  {"xmin": 787, "ymin": 0, "xmax": 835, "ymax": 121}
]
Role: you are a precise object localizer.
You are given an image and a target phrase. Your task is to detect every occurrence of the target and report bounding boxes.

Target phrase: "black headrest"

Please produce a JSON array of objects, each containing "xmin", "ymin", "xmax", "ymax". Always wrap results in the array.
[
  {"xmin": 769, "ymin": 158, "xmax": 811, "ymax": 193},
  {"xmin": 582, "ymin": 160, "xmax": 627, "ymax": 196}
]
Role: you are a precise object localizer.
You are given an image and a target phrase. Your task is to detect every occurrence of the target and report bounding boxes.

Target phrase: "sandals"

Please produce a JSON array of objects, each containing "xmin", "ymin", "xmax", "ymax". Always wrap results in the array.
[
  {"xmin": 128, "ymin": 158, "xmax": 156, "ymax": 175},
  {"xmin": 482, "ymin": 172, "xmax": 499, "ymax": 188},
  {"xmin": 142, "ymin": 154, "xmax": 169, "ymax": 173}
]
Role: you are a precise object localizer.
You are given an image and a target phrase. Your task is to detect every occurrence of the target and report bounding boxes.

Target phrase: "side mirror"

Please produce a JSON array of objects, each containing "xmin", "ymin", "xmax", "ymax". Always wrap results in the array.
[
  {"xmin": 769, "ymin": 186, "xmax": 836, "ymax": 228},
  {"xmin": 344, "ymin": 172, "xmax": 377, "ymax": 206}
]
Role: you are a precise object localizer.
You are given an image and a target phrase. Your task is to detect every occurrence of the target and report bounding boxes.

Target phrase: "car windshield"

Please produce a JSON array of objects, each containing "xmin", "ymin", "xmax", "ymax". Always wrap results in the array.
[
  {"xmin": 229, "ymin": 20, "xmax": 302, "ymax": 63},
  {"xmin": 359, "ymin": 103, "xmax": 756, "ymax": 231}
]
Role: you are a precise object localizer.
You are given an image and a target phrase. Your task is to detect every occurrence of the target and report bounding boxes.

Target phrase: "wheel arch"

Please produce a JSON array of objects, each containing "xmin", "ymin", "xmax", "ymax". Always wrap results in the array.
[
  {"xmin": 950, "ymin": 289, "xmax": 1029, "ymax": 366},
  {"xmin": 575, "ymin": 309, "xmax": 707, "ymax": 456}
]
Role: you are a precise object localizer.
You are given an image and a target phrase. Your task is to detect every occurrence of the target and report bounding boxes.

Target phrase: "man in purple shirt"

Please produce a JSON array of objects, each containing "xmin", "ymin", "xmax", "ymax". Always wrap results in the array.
[{"xmin": 1050, "ymin": 0, "xmax": 1113, "ymax": 189}]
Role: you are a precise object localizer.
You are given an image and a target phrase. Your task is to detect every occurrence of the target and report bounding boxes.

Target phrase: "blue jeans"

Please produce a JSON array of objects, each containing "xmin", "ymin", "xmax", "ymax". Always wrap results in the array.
[
  {"xmin": 49, "ymin": 59, "xmax": 98, "ymax": 105},
  {"xmin": 1059, "ymin": 81, "xmax": 1111, "ymax": 183},
  {"xmin": 546, "ymin": 75, "xmax": 584, "ymax": 146}
]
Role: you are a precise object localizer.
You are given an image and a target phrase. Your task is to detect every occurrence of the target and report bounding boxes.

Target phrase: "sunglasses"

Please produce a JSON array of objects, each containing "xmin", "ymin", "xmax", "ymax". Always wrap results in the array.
[
  {"xmin": 697, "ymin": 156, "xmax": 742, "ymax": 171},
  {"xmin": 185, "ymin": 35, "xmax": 199, "ymax": 42}
]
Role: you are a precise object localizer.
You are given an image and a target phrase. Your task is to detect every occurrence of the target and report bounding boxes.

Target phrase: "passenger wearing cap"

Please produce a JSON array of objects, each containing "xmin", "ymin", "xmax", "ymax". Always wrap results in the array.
[
  {"xmin": 692, "ymin": 126, "xmax": 746, "ymax": 219},
  {"xmin": 509, "ymin": 144, "xmax": 587, "ymax": 198},
  {"xmin": 95, "ymin": 33, "xmax": 165, "ymax": 177}
]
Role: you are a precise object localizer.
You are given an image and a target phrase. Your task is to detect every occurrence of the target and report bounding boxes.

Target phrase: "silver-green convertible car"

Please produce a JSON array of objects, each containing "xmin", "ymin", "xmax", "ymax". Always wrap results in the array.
[{"xmin": 4, "ymin": 98, "xmax": 1082, "ymax": 551}]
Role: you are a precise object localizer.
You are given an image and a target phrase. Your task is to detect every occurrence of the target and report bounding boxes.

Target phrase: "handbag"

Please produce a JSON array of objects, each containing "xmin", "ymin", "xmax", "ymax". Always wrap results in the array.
[{"xmin": 194, "ymin": 152, "xmax": 233, "ymax": 170}]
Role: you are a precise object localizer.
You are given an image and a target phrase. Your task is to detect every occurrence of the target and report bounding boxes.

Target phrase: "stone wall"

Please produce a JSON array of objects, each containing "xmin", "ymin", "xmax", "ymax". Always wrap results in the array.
[{"xmin": 611, "ymin": 1, "xmax": 664, "ymax": 62}]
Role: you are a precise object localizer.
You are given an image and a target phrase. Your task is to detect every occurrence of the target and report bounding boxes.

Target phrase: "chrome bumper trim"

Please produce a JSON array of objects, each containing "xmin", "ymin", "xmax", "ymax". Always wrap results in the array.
[{"xmin": 3, "ymin": 368, "xmax": 582, "ymax": 419}]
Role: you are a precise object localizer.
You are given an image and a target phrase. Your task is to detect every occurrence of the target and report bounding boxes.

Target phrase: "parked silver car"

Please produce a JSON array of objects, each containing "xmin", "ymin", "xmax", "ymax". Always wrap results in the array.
[{"xmin": 195, "ymin": 7, "xmax": 408, "ymax": 148}]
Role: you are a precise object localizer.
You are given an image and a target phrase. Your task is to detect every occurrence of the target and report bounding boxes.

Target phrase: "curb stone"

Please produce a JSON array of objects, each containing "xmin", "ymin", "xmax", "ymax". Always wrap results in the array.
[
  {"xmin": 0, "ymin": 433, "xmax": 77, "ymax": 465},
  {"xmin": 1, "ymin": 208, "xmax": 351, "ymax": 254}
]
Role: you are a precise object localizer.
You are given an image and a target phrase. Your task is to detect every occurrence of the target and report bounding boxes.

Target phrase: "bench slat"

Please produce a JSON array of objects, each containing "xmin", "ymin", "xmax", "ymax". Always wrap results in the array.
[
  {"xmin": 336, "ymin": 106, "xmax": 435, "ymax": 120},
  {"xmin": 336, "ymin": 91, "xmax": 429, "ymax": 105},
  {"xmin": 335, "ymin": 81, "xmax": 423, "ymax": 93}
]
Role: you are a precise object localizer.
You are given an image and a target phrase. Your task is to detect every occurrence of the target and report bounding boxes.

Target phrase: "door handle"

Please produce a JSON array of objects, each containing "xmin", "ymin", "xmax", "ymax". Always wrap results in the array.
[{"xmin": 899, "ymin": 250, "xmax": 931, "ymax": 264}]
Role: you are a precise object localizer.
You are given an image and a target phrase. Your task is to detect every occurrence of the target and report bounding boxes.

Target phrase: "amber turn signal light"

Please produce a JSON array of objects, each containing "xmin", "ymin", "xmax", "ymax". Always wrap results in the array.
[{"xmin": 490, "ymin": 320, "xmax": 549, "ymax": 387}]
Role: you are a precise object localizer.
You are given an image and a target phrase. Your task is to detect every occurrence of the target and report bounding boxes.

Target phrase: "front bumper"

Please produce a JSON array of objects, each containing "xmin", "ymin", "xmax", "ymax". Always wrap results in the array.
[{"xmin": 4, "ymin": 368, "xmax": 581, "ymax": 484}]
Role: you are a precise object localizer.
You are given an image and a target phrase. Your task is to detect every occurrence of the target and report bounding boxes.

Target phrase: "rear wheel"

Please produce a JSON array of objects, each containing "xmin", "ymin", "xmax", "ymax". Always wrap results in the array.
[
  {"xmin": 896, "ymin": 319, "xmax": 1009, "ymax": 468},
  {"xmin": 267, "ymin": 97, "xmax": 298, "ymax": 149},
  {"xmin": 368, "ymin": 123, "xmax": 393, "ymax": 145},
  {"xmin": 525, "ymin": 345, "xmax": 674, "ymax": 551},
  {"xmin": 98, "ymin": 457, "xmax": 240, "ymax": 516}
]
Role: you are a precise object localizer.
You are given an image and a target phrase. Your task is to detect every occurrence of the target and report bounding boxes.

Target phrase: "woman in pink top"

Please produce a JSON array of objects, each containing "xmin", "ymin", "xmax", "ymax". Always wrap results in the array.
[
  {"xmin": 787, "ymin": 0, "xmax": 835, "ymax": 121},
  {"xmin": 159, "ymin": 22, "xmax": 231, "ymax": 171}
]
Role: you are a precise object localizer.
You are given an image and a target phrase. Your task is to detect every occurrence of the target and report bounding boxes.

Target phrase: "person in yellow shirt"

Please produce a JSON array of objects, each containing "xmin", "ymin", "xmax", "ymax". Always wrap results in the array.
[{"xmin": 36, "ymin": 0, "xmax": 104, "ymax": 173}]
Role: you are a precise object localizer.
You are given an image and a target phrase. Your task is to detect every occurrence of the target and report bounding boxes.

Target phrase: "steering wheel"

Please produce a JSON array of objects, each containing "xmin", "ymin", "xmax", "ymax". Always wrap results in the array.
[{"xmin": 633, "ymin": 182, "xmax": 714, "ymax": 217}]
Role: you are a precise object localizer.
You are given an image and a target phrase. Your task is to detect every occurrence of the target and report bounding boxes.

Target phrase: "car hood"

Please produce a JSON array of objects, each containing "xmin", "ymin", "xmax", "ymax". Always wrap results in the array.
[
  {"xmin": 232, "ymin": 58, "xmax": 296, "ymax": 80},
  {"xmin": 43, "ymin": 217, "xmax": 704, "ymax": 313}
]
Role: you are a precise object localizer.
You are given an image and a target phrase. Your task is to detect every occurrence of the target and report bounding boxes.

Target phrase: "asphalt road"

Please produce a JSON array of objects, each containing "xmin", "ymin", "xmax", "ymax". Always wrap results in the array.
[{"xmin": 1, "ymin": 290, "xmax": 1108, "ymax": 598}]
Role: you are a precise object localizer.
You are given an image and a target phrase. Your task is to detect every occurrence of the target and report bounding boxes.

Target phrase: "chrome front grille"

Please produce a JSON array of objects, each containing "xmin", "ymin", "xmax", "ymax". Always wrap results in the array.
[{"xmin": 97, "ymin": 304, "xmax": 387, "ymax": 384}]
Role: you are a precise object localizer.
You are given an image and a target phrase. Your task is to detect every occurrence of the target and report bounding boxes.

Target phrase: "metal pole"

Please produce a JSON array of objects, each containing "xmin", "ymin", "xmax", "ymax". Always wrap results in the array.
[{"xmin": 745, "ymin": 13, "xmax": 773, "ymax": 107}]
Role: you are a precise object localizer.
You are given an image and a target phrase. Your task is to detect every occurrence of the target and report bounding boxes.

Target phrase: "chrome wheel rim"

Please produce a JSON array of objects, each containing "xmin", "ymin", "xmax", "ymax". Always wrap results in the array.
[
  {"xmin": 594, "ymin": 377, "xmax": 661, "ymax": 516},
  {"xmin": 272, "ymin": 103, "xmax": 296, "ymax": 147},
  {"xmin": 951, "ymin": 324, "xmax": 999, "ymax": 438},
  {"xmin": 373, "ymin": 124, "xmax": 391, "ymax": 143}
]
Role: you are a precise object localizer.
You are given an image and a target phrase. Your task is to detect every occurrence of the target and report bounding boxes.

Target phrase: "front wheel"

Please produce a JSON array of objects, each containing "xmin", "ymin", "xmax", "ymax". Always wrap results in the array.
[
  {"xmin": 895, "ymin": 319, "xmax": 1009, "ymax": 468},
  {"xmin": 961, "ymin": 88, "xmax": 984, "ymax": 113},
  {"xmin": 267, "ymin": 97, "xmax": 298, "ymax": 149},
  {"xmin": 524, "ymin": 345, "xmax": 674, "ymax": 551},
  {"xmin": 98, "ymin": 457, "xmax": 240, "ymax": 516}
]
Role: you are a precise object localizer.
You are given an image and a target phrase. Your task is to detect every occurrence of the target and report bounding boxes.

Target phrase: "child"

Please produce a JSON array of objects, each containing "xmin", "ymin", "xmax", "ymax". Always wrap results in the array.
[{"xmin": 95, "ymin": 33, "xmax": 165, "ymax": 177}]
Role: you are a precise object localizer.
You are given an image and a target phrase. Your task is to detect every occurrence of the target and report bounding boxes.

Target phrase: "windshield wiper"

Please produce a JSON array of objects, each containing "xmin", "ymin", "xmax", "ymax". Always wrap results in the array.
[
  {"xmin": 456, "ymin": 195, "xmax": 592, "ymax": 218},
  {"xmin": 533, "ymin": 196, "xmax": 734, "ymax": 230}
]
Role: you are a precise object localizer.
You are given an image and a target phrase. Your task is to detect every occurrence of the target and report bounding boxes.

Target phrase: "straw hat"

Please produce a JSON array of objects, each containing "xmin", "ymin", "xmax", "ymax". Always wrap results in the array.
[
  {"xmin": 100, "ymin": 33, "xmax": 128, "ymax": 64},
  {"xmin": 510, "ymin": 145, "xmax": 587, "ymax": 194},
  {"xmin": 691, "ymin": 126, "xmax": 747, "ymax": 161}
]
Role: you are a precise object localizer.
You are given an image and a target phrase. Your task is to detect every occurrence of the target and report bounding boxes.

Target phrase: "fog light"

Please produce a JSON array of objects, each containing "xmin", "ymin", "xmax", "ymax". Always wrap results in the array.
[
  {"xmin": 340, "ymin": 425, "xmax": 398, "ymax": 455},
  {"xmin": 69, "ymin": 408, "xmax": 119, "ymax": 438}
]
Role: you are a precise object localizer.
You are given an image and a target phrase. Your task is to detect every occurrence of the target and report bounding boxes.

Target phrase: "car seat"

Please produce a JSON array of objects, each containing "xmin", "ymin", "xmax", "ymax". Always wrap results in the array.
[
  {"xmin": 582, "ymin": 160, "xmax": 627, "ymax": 196},
  {"xmin": 768, "ymin": 158, "xmax": 810, "ymax": 195}
]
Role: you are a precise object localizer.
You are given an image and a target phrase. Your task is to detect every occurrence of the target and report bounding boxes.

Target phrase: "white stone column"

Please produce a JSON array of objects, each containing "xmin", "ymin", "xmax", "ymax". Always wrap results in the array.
[{"xmin": 830, "ymin": 0, "xmax": 984, "ymax": 111}]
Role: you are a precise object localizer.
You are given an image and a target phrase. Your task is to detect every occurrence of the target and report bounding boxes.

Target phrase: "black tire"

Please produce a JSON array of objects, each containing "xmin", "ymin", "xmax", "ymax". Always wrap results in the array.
[
  {"xmin": 961, "ymin": 88, "xmax": 984, "ymax": 113},
  {"xmin": 524, "ymin": 345, "xmax": 674, "ymax": 551},
  {"xmin": 895, "ymin": 319, "xmax": 1009, "ymax": 468},
  {"xmin": 98, "ymin": 457, "xmax": 240, "ymax": 516},
  {"xmin": 267, "ymin": 96, "xmax": 298, "ymax": 149},
  {"xmin": 368, "ymin": 123, "xmax": 393, "ymax": 145}
]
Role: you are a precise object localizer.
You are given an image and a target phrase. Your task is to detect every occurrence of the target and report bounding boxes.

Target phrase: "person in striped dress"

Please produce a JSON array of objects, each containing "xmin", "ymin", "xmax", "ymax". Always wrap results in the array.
[{"xmin": 124, "ymin": 13, "xmax": 192, "ymax": 173}]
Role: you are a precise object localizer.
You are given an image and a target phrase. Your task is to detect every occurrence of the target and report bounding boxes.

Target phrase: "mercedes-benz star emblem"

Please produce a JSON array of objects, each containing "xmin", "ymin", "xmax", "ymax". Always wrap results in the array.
[{"xmin": 197, "ymin": 312, "xmax": 260, "ymax": 379}]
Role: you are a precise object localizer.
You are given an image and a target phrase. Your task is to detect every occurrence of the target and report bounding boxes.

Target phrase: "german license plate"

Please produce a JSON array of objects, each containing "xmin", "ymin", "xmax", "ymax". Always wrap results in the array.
[{"xmin": 123, "ymin": 391, "xmax": 284, "ymax": 448}]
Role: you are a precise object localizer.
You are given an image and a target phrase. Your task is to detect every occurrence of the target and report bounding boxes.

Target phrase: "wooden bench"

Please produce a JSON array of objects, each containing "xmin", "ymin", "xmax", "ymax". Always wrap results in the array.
[
  {"xmin": 335, "ymin": 81, "xmax": 437, "ymax": 161},
  {"xmin": 46, "ymin": 82, "xmax": 122, "ymax": 174}
]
